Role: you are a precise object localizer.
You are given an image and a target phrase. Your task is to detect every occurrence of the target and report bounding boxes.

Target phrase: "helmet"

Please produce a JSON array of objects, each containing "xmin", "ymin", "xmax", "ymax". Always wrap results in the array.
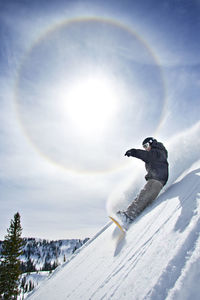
[{"xmin": 142, "ymin": 137, "xmax": 155, "ymax": 146}]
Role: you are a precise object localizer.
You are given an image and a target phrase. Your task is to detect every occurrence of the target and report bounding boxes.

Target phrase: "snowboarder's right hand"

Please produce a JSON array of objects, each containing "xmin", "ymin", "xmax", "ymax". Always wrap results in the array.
[{"xmin": 125, "ymin": 150, "xmax": 132, "ymax": 157}]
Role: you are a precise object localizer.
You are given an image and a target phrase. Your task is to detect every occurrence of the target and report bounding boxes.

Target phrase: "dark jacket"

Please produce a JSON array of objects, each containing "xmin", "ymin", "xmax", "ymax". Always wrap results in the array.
[{"xmin": 128, "ymin": 140, "xmax": 169, "ymax": 186}]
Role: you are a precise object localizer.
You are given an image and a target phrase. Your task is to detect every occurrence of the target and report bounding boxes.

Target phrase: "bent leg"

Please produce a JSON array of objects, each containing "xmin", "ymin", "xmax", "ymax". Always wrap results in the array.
[{"xmin": 126, "ymin": 179, "xmax": 163, "ymax": 220}]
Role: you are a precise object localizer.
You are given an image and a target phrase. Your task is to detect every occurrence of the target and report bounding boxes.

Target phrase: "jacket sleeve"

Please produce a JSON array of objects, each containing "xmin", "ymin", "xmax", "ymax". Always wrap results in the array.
[{"xmin": 128, "ymin": 148, "xmax": 160, "ymax": 163}]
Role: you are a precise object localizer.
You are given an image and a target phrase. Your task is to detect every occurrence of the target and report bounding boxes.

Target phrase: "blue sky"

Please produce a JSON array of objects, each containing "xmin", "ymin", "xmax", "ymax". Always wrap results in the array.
[{"xmin": 0, "ymin": 0, "xmax": 200, "ymax": 239}]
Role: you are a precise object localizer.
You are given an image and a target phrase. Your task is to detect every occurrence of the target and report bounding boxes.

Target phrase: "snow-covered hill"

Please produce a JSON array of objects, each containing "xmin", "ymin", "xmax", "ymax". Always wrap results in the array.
[
  {"xmin": 20, "ymin": 237, "xmax": 89, "ymax": 271},
  {"xmin": 28, "ymin": 159, "xmax": 200, "ymax": 300}
]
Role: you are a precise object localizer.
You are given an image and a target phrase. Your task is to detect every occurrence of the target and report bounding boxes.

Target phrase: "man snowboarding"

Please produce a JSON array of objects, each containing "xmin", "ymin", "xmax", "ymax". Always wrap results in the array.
[{"xmin": 115, "ymin": 137, "xmax": 169, "ymax": 230}]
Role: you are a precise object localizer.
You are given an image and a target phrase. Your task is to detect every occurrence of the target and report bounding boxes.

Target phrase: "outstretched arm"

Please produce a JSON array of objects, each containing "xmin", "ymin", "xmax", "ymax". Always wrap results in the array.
[{"xmin": 125, "ymin": 148, "xmax": 159, "ymax": 163}]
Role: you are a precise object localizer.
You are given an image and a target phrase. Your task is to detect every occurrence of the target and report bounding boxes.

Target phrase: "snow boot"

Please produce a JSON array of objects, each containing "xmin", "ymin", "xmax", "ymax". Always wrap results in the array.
[{"xmin": 116, "ymin": 211, "xmax": 133, "ymax": 230}]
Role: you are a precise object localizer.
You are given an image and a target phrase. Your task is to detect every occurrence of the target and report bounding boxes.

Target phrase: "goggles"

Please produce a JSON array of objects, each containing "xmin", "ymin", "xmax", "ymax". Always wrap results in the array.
[{"xmin": 143, "ymin": 142, "xmax": 150, "ymax": 149}]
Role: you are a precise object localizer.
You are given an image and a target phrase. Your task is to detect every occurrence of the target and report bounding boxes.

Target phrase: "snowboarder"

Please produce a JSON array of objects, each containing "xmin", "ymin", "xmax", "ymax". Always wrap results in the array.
[{"xmin": 117, "ymin": 137, "xmax": 169, "ymax": 228}]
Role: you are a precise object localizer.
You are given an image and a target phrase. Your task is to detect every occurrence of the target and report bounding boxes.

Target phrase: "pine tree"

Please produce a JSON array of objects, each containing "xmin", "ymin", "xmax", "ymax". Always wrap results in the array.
[{"xmin": 0, "ymin": 212, "xmax": 24, "ymax": 299}]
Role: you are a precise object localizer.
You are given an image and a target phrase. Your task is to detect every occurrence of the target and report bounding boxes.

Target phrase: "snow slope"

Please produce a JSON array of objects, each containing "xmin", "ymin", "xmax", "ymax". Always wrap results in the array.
[{"xmin": 28, "ymin": 159, "xmax": 200, "ymax": 300}]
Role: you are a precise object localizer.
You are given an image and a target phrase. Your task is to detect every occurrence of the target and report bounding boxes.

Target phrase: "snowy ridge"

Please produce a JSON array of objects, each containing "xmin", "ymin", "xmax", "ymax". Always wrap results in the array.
[
  {"xmin": 28, "ymin": 160, "xmax": 200, "ymax": 300},
  {"xmin": 0, "ymin": 238, "xmax": 88, "ymax": 272}
]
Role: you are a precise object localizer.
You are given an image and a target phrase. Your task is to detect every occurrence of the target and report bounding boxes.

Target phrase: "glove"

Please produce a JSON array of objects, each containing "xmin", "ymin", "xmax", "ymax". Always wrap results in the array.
[
  {"xmin": 125, "ymin": 149, "xmax": 132, "ymax": 157},
  {"xmin": 125, "ymin": 148, "xmax": 137, "ymax": 157}
]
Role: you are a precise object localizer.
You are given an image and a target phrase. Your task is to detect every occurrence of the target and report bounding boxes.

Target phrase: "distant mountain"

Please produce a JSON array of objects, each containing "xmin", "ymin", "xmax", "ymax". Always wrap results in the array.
[{"xmin": 0, "ymin": 237, "xmax": 89, "ymax": 273}]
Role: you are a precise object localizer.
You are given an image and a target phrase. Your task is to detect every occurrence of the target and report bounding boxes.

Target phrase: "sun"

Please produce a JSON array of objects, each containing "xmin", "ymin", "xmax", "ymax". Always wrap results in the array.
[{"xmin": 63, "ymin": 75, "xmax": 119, "ymax": 138}]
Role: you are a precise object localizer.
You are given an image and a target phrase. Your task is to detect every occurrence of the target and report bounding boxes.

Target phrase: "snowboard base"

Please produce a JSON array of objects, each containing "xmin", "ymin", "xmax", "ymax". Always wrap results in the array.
[{"xmin": 109, "ymin": 216, "xmax": 126, "ymax": 233}]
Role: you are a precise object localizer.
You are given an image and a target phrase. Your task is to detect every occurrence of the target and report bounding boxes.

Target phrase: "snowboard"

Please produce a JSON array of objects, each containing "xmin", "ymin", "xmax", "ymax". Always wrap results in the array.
[{"xmin": 109, "ymin": 216, "xmax": 126, "ymax": 234}]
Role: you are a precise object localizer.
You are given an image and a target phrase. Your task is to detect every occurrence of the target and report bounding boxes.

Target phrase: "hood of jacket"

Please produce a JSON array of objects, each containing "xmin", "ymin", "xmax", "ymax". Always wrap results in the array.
[{"xmin": 151, "ymin": 140, "xmax": 168, "ymax": 159}]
